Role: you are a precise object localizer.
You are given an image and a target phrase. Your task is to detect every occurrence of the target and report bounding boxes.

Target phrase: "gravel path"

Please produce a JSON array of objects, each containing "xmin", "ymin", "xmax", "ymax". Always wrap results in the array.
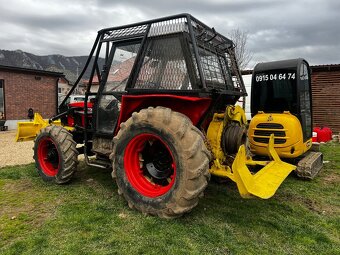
[{"xmin": 0, "ymin": 131, "xmax": 34, "ymax": 168}]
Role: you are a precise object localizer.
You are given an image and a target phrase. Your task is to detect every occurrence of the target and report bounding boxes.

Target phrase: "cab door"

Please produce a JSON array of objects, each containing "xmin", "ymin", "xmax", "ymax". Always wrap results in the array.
[
  {"xmin": 95, "ymin": 40, "xmax": 141, "ymax": 135},
  {"xmin": 298, "ymin": 61, "xmax": 312, "ymax": 141}
]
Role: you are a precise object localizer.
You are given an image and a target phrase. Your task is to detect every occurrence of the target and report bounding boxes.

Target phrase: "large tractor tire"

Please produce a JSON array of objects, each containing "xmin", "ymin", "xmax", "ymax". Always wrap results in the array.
[
  {"xmin": 34, "ymin": 125, "xmax": 78, "ymax": 184},
  {"xmin": 111, "ymin": 107, "xmax": 211, "ymax": 218}
]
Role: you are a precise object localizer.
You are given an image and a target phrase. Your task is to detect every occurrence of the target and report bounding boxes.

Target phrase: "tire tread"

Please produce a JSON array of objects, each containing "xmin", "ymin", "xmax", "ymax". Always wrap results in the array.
[{"xmin": 112, "ymin": 106, "xmax": 210, "ymax": 218}]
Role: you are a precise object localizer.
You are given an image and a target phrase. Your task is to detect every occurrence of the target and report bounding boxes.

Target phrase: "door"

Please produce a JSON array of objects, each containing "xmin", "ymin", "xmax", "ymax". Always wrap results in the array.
[
  {"xmin": 0, "ymin": 80, "xmax": 4, "ymax": 121},
  {"xmin": 96, "ymin": 40, "xmax": 141, "ymax": 134},
  {"xmin": 298, "ymin": 61, "xmax": 312, "ymax": 140}
]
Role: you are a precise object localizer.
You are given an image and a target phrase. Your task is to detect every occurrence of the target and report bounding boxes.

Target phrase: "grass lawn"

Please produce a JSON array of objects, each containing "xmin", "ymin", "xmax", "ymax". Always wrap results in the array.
[{"xmin": 0, "ymin": 143, "xmax": 339, "ymax": 255}]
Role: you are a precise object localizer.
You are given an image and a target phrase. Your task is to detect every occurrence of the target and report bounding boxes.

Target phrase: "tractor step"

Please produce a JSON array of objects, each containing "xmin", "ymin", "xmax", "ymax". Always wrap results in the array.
[
  {"xmin": 296, "ymin": 151, "xmax": 323, "ymax": 179},
  {"xmin": 84, "ymin": 154, "xmax": 112, "ymax": 169},
  {"xmin": 91, "ymin": 159, "xmax": 112, "ymax": 168}
]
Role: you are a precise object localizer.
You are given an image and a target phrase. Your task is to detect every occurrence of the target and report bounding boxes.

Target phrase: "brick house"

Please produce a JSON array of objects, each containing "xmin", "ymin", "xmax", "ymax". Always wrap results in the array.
[
  {"xmin": 241, "ymin": 63, "xmax": 340, "ymax": 133},
  {"xmin": 0, "ymin": 65, "xmax": 64, "ymax": 129},
  {"xmin": 58, "ymin": 77, "xmax": 72, "ymax": 95}
]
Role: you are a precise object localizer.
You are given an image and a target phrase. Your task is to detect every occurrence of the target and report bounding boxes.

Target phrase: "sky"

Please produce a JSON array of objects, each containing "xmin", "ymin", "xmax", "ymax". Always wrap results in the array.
[{"xmin": 0, "ymin": 0, "xmax": 339, "ymax": 68}]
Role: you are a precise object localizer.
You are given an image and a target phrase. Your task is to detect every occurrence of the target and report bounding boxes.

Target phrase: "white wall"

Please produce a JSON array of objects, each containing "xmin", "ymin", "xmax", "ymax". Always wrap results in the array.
[
  {"xmin": 236, "ymin": 74, "xmax": 252, "ymax": 121},
  {"xmin": 4, "ymin": 119, "xmax": 27, "ymax": 130}
]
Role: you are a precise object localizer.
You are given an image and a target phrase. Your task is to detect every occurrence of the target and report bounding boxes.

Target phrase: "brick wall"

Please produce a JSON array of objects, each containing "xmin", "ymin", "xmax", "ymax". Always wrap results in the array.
[
  {"xmin": 311, "ymin": 69, "xmax": 340, "ymax": 133},
  {"xmin": 0, "ymin": 70, "xmax": 58, "ymax": 120}
]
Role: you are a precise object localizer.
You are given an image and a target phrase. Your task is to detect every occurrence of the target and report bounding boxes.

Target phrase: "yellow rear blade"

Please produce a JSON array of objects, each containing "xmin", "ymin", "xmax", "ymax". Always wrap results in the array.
[
  {"xmin": 15, "ymin": 113, "xmax": 61, "ymax": 142},
  {"xmin": 232, "ymin": 134, "xmax": 296, "ymax": 199}
]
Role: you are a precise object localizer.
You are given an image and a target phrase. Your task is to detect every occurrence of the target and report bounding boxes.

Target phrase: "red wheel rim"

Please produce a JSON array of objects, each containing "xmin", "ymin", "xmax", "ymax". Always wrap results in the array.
[
  {"xmin": 124, "ymin": 133, "xmax": 176, "ymax": 198},
  {"xmin": 37, "ymin": 137, "xmax": 60, "ymax": 176}
]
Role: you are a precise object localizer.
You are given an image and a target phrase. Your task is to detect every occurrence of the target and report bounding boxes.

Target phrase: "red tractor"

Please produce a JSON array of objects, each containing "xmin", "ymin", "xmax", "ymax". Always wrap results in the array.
[{"xmin": 17, "ymin": 14, "xmax": 298, "ymax": 218}]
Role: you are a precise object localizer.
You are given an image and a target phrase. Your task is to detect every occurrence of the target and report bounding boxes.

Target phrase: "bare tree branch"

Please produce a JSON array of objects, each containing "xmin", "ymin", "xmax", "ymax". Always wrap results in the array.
[{"xmin": 228, "ymin": 29, "xmax": 253, "ymax": 70}]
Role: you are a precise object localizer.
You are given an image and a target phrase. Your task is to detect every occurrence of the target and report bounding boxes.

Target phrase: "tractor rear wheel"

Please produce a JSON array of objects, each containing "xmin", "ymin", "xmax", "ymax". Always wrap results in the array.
[
  {"xmin": 34, "ymin": 125, "xmax": 78, "ymax": 184},
  {"xmin": 111, "ymin": 107, "xmax": 211, "ymax": 218}
]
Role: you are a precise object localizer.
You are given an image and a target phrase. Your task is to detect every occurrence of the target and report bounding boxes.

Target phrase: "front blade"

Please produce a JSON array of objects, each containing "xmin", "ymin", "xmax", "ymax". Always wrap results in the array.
[{"xmin": 232, "ymin": 134, "xmax": 296, "ymax": 199}]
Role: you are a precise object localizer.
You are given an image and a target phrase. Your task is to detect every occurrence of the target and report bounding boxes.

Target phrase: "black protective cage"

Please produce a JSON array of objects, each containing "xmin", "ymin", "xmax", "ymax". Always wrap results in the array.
[{"xmin": 59, "ymin": 13, "xmax": 247, "ymax": 112}]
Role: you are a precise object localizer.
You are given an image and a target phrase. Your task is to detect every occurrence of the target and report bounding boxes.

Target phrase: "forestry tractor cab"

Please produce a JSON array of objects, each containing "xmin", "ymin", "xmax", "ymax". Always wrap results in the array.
[{"xmin": 16, "ymin": 14, "xmax": 322, "ymax": 218}]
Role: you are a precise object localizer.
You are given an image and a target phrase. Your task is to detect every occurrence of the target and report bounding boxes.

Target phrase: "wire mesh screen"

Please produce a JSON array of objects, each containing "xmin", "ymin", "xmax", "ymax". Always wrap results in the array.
[
  {"xmin": 190, "ymin": 18, "xmax": 244, "ymax": 92},
  {"xmin": 197, "ymin": 45, "xmax": 233, "ymax": 90},
  {"xmin": 199, "ymin": 48, "xmax": 224, "ymax": 83},
  {"xmin": 225, "ymin": 47, "xmax": 245, "ymax": 93},
  {"xmin": 219, "ymin": 55, "xmax": 234, "ymax": 90},
  {"xmin": 190, "ymin": 19, "xmax": 232, "ymax": 52},
  {"xmin": 135, "ymin": 36, "xmax": 191, "ymax": 90},
  {"xmin": 148, "ymin": 18, "xmax": 188, "ymax": 37},
  {"xmin": 103, "ymin": 25, "xmax": 148, "ymax": 41}
]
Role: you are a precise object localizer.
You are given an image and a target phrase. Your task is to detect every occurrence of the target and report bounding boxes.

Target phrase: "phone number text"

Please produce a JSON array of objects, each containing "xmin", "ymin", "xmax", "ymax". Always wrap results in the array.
[{"xmin": 255, "ymin": 72, "xmax": 296, "ymax": 82}]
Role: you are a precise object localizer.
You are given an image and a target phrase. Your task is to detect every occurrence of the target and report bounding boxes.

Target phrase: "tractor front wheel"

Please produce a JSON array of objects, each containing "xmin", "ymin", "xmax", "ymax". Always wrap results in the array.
[
  {"xmin": 111, "ymin": 107, "xmax": 211, "ymax": 218},
  {"xmin": 34, "ymin": 125, "xmax": 78, "ymax": 184}
]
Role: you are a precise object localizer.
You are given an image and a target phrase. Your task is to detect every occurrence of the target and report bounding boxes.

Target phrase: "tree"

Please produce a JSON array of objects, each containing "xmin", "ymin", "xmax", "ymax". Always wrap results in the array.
[{"xmin": 228, "ymin": 28, "xmax": 253, "ymax": 70}]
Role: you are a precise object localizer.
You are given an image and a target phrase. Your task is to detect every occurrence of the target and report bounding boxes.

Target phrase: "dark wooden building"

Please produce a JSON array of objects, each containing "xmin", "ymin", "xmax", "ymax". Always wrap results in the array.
[{"xmin": 311, "ymin": 64, "xmax": 340, "ymax": 133}]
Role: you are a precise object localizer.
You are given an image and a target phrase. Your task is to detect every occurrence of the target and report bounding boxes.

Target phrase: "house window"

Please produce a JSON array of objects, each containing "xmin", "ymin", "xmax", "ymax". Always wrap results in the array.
[
  {"xmin": 58, "ymin": 88, "xmax": 62, "ymax": 93},
  {"xmin": 0, "ymin": 80, "xmax": 4, "ymax": 120}
]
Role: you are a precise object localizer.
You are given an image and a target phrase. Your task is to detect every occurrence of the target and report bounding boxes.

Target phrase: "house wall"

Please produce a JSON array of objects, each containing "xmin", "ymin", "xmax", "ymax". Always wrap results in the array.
[
  {"xmin": 0, "ymin": 70, "xmax": 58, "ymax": 121},
  {"xmin": 238, "ymin": 74, "xmax": 252, "ymax": 121},
  {"xmin": 311, "ymin": 69, "xmax": 340, "ymax": 133},
  {"xmin": 58, "ymin": 79, "xmax": 71, "ymax": 95}
]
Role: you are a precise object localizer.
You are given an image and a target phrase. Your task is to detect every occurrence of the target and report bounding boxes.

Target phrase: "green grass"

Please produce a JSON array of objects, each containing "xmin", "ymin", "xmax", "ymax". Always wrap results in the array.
[{"xmin": 0, "ymin": 143, "xmax": 339, "ymax": 255}]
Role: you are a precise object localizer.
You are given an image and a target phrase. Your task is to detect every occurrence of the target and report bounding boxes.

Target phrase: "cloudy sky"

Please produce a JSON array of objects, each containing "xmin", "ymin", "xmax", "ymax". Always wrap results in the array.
[{"xmin": 0, "ymin": 0, "xmax": 339, "ymax": 68}]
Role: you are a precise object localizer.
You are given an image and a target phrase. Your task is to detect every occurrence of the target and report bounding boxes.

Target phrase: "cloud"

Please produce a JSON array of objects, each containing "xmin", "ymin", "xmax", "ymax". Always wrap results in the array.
[{"xmin": 0, "ymin": 0, "xmax": 338, "ymax": 66}]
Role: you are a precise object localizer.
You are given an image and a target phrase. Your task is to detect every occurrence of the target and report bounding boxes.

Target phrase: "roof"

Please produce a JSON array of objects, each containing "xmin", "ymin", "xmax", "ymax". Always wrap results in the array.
[
  {"xmin": 241, "ymin": 69, "xmax": 253, "ymax": 75},
  {"xmin": 108, "ymin": 57, "xmax": 136, "ymax": 83},
  {"xmin": 45, "ymin": 65, "xmax": 77, "ymax": 83},
  {"xmin": 310, "ymin": 64, "xmax": 340, "ymax": 72},
  {"xmin": 85, "ymin": 58, "xmax": 136, "ymax": 85},
  {"xmin": 241, "ymin": 63, "xmax": 340, "ymax": 75},
  {"xmin": 0, "ymin": 65, "xmax": 64, "ymax": 77},
  {"xmin": 100, "ymin": 13, "xmax": 233, "ymax": 51},
  {"xmin": 254, "ymin": 58, "xmax": 307, "ymax": 72}
]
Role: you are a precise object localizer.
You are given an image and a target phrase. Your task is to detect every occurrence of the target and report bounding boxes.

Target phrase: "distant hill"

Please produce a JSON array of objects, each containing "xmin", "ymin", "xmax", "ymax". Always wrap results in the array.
[{"xmin": 0, "ymin": 49, "xmax": 106, "ymax": 83}]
